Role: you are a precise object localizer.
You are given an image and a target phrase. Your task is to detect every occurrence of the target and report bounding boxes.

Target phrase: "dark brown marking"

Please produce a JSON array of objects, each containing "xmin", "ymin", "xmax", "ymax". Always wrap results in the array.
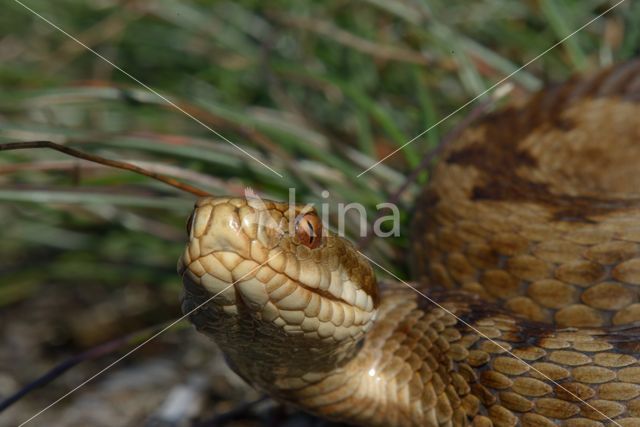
[
  {"xmin": 600, "ymin": 323, "xmax": 640, "ymax": 354},
  {"xmin": 417, "ymin": 290, "xmax": 554, "ymax": 341},
  {"xmin": 415, "ymin": 289, "xmax": 640, "ymax": 357},
  {"xmin": 445, "ymin": 61, "xmax": 640, "ymax": 223}
]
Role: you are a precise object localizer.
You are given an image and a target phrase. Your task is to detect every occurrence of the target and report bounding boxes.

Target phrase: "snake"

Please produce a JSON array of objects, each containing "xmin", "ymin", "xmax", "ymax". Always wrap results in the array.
[{"xmin": 178, "ymin": 60, "xmax": 640, "ymax": 426}]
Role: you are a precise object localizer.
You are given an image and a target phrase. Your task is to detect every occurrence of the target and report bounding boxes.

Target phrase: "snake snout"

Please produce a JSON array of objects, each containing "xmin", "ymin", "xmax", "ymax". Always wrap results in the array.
[
  {"xmin": 181, "ymin": 197, "xmax": 301, "ymax": 308},
  {"xmin": 192, "ymin": 200, "xmax": 250, "ymax": 257}
]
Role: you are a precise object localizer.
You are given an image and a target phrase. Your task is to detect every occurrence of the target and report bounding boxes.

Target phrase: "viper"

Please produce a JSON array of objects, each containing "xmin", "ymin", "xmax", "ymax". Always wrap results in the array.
[{"xmin": 179, "ymin": 60, "xmax": 640, "ymax": 426}]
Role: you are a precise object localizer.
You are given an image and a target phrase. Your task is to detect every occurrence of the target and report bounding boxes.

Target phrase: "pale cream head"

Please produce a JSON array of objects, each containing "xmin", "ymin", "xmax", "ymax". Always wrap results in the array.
[{"xmin": 178, "ymin": 197, "xmax": 379, "ymax": 384}]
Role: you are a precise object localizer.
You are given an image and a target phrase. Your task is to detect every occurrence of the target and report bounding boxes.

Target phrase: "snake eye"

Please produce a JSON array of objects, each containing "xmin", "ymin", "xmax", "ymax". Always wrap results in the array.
[
  {"xmin": 186, "ymin": 211, "xmax": 195, "ymax": 237},
  {"xmin": 295, "ymin": 213, "xmax": 323, "ymax": 249}
]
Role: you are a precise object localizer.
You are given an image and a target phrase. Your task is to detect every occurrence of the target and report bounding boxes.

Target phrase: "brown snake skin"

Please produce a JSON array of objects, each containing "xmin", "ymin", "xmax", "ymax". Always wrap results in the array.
[{"xmin": 179, "ymin": 60, "xmax": 640, "ymax": 426}]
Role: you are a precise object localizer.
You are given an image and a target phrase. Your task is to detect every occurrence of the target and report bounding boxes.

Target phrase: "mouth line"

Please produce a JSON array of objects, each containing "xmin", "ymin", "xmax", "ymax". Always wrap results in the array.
[
  {"xmin": 295, "ymin": 280, "xmax": 353, "ymax": 308},
  {"xmin": 182, "ymin": 242, "xmax": 372, "ymax": 313},
  {"xmin": 182, "ymin": 254, "xmax": 366, "ymax": 312}
]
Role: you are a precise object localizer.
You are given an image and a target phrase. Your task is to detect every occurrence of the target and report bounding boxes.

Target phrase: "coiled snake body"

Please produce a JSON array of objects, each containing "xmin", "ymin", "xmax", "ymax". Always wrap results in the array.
[{"xmin": 179, "ymin": 61, "xmax": 640, "ymax": 426}]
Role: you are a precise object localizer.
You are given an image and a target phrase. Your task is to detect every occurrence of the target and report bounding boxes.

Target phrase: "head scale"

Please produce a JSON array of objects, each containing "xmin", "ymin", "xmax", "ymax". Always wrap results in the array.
[{"xmin": 178, "ymin": 196, "xmax": 379, "ymax": 392}]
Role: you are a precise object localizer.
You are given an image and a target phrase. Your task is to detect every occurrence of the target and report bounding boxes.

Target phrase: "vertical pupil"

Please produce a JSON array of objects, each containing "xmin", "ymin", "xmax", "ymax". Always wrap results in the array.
[
  {"xmin": 298, "ymin": 214, "xmax": 320, "ymax": 248},
  {"xmin": 307, "ymin": 220, "xmax": 315, "ymax": 240}
]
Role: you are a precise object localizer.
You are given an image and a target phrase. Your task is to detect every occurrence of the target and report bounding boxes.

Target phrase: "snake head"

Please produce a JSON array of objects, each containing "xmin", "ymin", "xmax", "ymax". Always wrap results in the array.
[{"xmin": 179, "ymin": 196, "xmax": 379, "ymax": 359}]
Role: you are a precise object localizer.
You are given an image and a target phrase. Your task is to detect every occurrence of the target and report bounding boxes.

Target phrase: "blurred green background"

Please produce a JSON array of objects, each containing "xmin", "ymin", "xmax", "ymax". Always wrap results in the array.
[{"xmin": 0, "ymin": 0, "xmax": 638, "ymax": 425}]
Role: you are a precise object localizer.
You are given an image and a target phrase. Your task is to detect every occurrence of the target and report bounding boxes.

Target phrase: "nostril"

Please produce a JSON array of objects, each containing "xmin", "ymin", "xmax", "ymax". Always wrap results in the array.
[{"xmin": 186, "ymin": 211, "xmax": 195, "ymax": 237}]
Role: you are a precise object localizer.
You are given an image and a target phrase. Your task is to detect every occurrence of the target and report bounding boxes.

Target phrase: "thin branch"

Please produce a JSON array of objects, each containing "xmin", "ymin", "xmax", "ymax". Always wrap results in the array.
[
  {"xmin": 0, "ymin": 158, "xmax": 236, "ymax": 194},
  {"xmin": 0, "ymin": 141, "xmax": 211, "ymax": 197}
]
